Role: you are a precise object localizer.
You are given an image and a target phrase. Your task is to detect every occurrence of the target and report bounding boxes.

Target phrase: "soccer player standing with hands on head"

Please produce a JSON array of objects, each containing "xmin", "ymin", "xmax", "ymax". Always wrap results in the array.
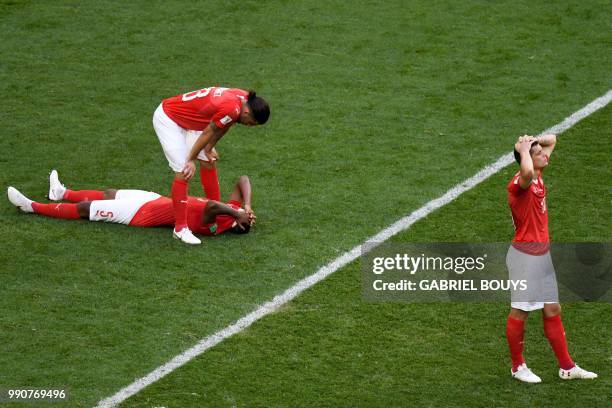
[
  {"xmin": 153, "ymin": 86, "xmax": 269, "ymax": 244},
  {"xmin": 505, "ymin": 134, "xmax": 597, "ymax": 383}
]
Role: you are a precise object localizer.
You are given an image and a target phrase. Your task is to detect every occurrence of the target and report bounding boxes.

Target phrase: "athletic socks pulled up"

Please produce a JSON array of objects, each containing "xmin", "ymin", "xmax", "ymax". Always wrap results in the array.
[
  {"xmin": 544, "ymin": 314, "xmax": 575, "ymax": 370},
  {"xmin": 506, "ymin": 316, "xmax": 526, "ymax": 372},
  {"xmin": 200, "ymin": 167, "xmax": 220, "ymax": 201},
  {"xmin": 171, "ymin": 178, "xmax": 189, "ymax": 231},
  {"xmin": 63, "ymin": 189, "xmax": 105, "ymax": 202},
  {"xmin": 32, "ymin": 202, "xmax": 80, "ymax": 219}
]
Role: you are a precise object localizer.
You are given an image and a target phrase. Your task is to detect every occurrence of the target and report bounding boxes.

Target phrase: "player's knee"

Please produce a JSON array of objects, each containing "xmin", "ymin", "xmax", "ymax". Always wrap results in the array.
[
  {"xmin": 543, "ymin": 303, "xmax": 561, "ymax": 317},
  {"xmin": 76, "ymin": 201, "xmax": 92, "ymax": 219},
  {"xmin": 199, "ymin": 159, "xmax": 215, "ymax": 169},
  {"xmin": 174, "ymin": 172, "xmax": 188, "ymax": 181},
  {"xmin": 104, "ymin": 189, "xmax": 117, "ymax": 199},
  {"xmin": 509, "ymin": 308, "xmax": 529, "ymax": 321}
]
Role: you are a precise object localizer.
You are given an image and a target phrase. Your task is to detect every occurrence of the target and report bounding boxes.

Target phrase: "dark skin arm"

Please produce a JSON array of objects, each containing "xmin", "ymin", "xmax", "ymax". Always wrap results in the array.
[
  {"xmin": 202, "ymin": 201, "xmax": 251, "ymax": 230},
  {"xmin": 229, "ymin": 175, "xmax": 255, "ymax": 223},
  {"xmin": 201, "ymin": 175, "xmax": 255, "ymax": 229},
  {"xmin": 182, "ymin": 122, "xmax": 228, "ymax": 180}
]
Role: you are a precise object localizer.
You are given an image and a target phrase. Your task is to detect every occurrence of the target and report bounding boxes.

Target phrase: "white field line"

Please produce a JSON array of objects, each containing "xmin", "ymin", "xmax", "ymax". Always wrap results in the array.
[{"xmin": 96, "ymin": 89, "xmax": 612, "ymax": 408}]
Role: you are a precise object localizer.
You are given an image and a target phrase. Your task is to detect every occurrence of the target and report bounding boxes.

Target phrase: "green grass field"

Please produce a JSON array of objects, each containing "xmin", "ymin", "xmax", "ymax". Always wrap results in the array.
[{"xmin": 1, "ymin": 1, "xmax": 610, "ymax": 407}]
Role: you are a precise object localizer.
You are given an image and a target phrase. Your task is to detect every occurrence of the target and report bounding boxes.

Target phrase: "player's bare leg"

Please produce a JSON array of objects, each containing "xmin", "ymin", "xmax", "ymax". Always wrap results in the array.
[
  {"xmin": 102, "ymin": 189, "xmax": 118, "ymax": 199},
  {"xmin": 507, "ymin": 308, "xmax": 541, "ymax": 383},
  {"xmin": 542, "ymin": 303, "xmax": 598, "ymax": 380},
  {"xmin": 75, "ymin": 201, "xmax": 92, "ymax": 218},
  {"xmin": 171, "ymin": 172, "xmax": 201, "ymax": 245}
]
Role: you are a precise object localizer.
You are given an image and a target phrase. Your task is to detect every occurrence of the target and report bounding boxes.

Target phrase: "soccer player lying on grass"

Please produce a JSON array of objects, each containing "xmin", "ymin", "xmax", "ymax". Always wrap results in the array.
[
  {"xmin": 505, "ymin": 134, "xmax": 597, "ymax": 383},
  {"xmin": 7, "ymin": 171, "xmax": 255, "ymax": 238},
  {"xmin": 153, "ymin": 86, "xmax": 269, "ymax": 245}
]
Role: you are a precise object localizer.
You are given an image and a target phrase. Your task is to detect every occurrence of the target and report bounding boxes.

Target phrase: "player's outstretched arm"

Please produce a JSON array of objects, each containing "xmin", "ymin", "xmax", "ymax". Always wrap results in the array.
[
  {"xmin": 515, "ymin": 136, "xmax": 536, "ymax": 189},
  {"xmin": 537, "ymin": 133, "xmax": 556, "ymax": 158}
]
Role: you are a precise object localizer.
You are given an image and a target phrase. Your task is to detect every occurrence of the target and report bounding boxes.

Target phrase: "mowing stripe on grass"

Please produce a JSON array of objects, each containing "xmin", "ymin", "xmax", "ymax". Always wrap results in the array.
[{"xmin": 96, "ymin": 89, "xmax": 612, "ymax": 408}]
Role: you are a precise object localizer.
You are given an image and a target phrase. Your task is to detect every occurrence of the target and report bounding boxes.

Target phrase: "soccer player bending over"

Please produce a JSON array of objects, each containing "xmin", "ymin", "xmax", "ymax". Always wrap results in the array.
[
  {"xmin": 7, "ymin": 171, "xmax": 255, "ymax": 238},
  {"xmin": 505, "ymin": 134, "xmax": 597, "ymax": 383},
  {"xmin": 153, "ymin": 86, "xmax": 269, "ymax": 245}
]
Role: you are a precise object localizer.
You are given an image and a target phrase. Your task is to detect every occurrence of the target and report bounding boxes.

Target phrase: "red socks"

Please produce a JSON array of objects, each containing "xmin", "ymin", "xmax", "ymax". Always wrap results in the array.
[
  {"xmin": 506, "ymin": 316, "xmax": 526, "ymax": 372},
  {"xmin": 544, "ymin": 314, "xmax": 575, "ymax": 370},
  {"xmin": 32, "ymin": 202, "xmax": 80, "ymax": 219},
  {"xmin": 64, "ymin": 189, "xmax": 105, "ymax": 202},
  {"xmin": 507, "ymin": 314, "xmax": 575, "ymax": 371},
  {"xmin": 171, "ymin": 178, "xmax": 189, "ymax": 231},
  {"xmin": 200, "ymin": 167, "xmax": 220, "ymax": 201}
]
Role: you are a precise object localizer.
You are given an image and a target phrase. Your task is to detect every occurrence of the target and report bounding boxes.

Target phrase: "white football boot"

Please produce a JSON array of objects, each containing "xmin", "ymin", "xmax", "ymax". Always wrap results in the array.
[
  {"xmin": 173, "ymin": 227, "xmax": 201, "ymax": 245},
  {"xmin": 48, "ymin": 169, "xmax": 66, "ymax": 201},
  {"xmin": 512, "ymin": 364, "xmax": 542, "ymax": 383},
  {"xmin": 7, "ymin": 187, "xmax": 34, "ymax": 213},
  {"xmin": 559, "ymin": 365, "xmax": 597, "ymax": 380}
]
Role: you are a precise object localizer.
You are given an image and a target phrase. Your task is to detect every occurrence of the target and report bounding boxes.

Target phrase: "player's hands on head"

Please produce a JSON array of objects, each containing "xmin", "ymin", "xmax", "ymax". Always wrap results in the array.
[
  {"xmin": 236, "ymin": 210, "xmax": 251, "ymax": 230},
  {"xmin": 182, "ymin": 160, "xmax": 197, "ymax": 180},
  {"xmin": 515, "ymin": 135, "xmax": 535, "ymax": 154},
  {"xmin": 245, "ymin": 205, "xmax": 256, "ymax": 225}
]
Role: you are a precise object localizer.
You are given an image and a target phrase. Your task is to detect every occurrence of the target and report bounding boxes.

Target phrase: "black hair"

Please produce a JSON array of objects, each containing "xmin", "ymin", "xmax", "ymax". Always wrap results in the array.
[
  {"xmin": 247, "ymin": 91, "xmax": 270, "ymax": 125},
  {"xmin": 514, "ymin": 140, "xmax": 539, "ymax": 165},
  {"xmin": 231, "ymin": 222, "xmax": 251, "ymax": 235}
]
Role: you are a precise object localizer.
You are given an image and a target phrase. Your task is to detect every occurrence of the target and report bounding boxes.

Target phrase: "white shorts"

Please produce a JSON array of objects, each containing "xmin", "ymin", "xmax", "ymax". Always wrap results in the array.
[
  {"xmin": 507, "ymin": 245, "xmax": 559, "ymax": 311},
  {"xmin": 152, "ymin": 103, "xmax": 216, "ymax": 172},
  {"xmin": 510, "ymin": 301, "xmax": 558, "ymax": 312},
  {"xmin": 89, "ymin": 190, "xmax": 161, "ymax": 225}
]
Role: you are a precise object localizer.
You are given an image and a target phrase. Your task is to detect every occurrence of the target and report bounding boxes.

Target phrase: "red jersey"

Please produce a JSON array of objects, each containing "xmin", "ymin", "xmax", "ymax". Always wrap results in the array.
[
  {"xmin": 162, "ymin": 87, "xmax": 248, "ymax": 131},
  {"xmin": 188, "ymin": 199, "xmax": 243, "ymax": 236},
  {"xmin": 507, "ymin": 169, "xmax": 549, "ymax": 255},
  {"xmin": 129, "ymin": 196, "xmax": 174, "ymax": 227},
  {"xmin": 130, "ymin": 196, "xmax": 242, "ymax": 236}
]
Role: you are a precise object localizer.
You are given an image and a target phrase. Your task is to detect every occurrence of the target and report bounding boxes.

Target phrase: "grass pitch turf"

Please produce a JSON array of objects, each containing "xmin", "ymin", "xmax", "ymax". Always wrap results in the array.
[
  {"xmin": 0, "ymin": 0, "xmax": 610, "ymax": 407},
  {"xmin": 124, "ymin": 104, "xmax": 612, "ymax": 408}
]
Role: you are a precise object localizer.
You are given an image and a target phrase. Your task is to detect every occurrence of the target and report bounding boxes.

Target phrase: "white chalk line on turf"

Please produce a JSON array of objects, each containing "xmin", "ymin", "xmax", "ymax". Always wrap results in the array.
[{"xmin": 96, "ymin": 89, "xmax": 612, "ymax": 408}]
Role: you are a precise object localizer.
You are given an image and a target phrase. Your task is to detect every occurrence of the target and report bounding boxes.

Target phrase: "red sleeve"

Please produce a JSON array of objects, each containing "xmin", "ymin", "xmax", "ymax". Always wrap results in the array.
[
  {"xmin": 212, "ymin": 100, "xmax": 241, "ymax": 130},
  {"xmin": 508, "ymin": 175, "xmax": 527, "ymax": 196}
]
